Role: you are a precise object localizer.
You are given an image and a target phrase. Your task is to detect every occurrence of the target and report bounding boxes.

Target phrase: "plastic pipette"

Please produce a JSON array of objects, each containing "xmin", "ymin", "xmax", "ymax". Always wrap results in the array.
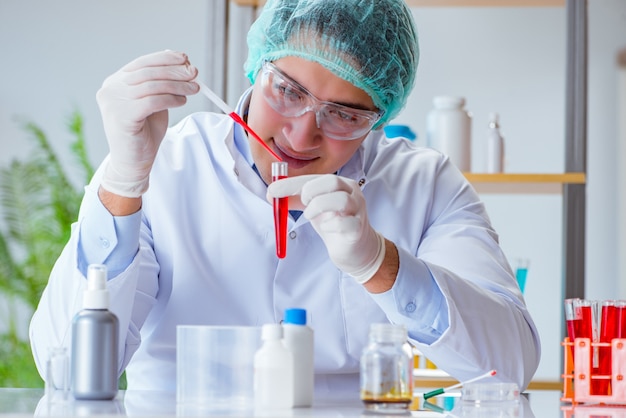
[
  {"xmin": 196, "ymin": 80, "xmax": 282, "ymax": 162},
  {"xmin": 422, "ymin": 369, "xmax": 497, "ymax": 400}
]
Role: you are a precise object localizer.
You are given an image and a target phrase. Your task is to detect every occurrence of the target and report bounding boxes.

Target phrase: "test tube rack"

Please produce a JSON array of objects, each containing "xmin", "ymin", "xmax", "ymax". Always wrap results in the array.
[
  {"xmin": 561, "ymin": 337, "xmax": 626, "ymax": 405},
  {"xmin": 561, "ymin": 405, "xmax": 626, "ymax": 418}
]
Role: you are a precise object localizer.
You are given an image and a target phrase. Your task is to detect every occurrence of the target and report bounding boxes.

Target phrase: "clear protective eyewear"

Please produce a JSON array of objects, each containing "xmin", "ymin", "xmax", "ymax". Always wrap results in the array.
[{"xmin": 260, "ymin": 61, "xmax": 383, "ymax": 140}]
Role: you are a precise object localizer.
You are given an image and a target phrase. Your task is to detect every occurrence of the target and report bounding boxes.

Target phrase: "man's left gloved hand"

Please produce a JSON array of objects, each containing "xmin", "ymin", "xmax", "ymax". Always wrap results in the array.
[{"xmin": 267, "ymin": 174, "xmax": 385, "ymax": 284}]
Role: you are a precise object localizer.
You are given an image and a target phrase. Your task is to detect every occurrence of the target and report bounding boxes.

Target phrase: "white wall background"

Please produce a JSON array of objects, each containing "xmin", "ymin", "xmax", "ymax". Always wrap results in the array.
[{"xmin": 1, "ymin": 0, "xmax": 625, "ymax": 383}]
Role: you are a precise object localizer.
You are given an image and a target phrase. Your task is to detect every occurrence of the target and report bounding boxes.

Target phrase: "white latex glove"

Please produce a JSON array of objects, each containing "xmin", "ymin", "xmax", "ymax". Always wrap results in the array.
[
  {"xmin": 96, "ymin": 50, "xmax": 198, "ymax": 197},
  {"xmin": 267, "ymin": 174, "xmax": 386, "ymax": 284}
]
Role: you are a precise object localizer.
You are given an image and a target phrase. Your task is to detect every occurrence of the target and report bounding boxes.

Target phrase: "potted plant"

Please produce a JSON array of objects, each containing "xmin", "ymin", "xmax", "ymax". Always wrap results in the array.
[{"xmin": 0, "ymin": 111, "xmax": 93, "ymax": 387}]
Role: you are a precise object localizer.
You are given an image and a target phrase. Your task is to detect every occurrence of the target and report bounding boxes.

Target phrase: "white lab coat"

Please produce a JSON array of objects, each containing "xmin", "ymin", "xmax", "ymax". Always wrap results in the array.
[{"xmin": 30, "ymin": 111, "xmax": 540, "ymax": 396}]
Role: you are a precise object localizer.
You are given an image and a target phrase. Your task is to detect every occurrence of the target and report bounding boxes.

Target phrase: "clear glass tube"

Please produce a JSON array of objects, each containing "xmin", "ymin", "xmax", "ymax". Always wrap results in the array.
[
  {"xmin": 618, "ymin": 300, "xmax": 626, "ymax": 339},
  {"xmin": 271, "ymin": 162, "xmax": 288, "ymax": 259},
  {"xmin": 45, "ymin": 346, "xmax": 69, "ymax": 402}
]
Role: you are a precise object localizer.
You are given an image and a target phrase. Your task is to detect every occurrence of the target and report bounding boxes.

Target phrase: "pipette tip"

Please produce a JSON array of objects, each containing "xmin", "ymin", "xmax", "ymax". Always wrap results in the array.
[
  {"xmin": 195, "ymin": 79, "xmax": 282, "ymax": 162},
  {"xmin": 422, "ymin": 369, "xmax": 497, "ymax": 400}
]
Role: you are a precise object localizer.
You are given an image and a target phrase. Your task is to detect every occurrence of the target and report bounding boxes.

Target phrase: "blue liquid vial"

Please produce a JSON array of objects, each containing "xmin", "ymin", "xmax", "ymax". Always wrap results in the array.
[{"xmin": 516, "ymin": 268, "xmax": 528, "ymax": 293}]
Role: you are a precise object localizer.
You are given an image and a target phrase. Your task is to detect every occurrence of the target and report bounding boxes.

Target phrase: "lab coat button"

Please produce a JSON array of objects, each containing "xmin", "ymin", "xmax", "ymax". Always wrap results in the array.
[
  {"xmin": 99, "ymin": 237, "xmax": 110, "ymax": 248},
  {"xmin": 405, "ymin": 302, "xmax": 416, "ymax": 313},
  {"xmin": 289, "ymin": 231, "xmax": 297, "ymax": 239}
]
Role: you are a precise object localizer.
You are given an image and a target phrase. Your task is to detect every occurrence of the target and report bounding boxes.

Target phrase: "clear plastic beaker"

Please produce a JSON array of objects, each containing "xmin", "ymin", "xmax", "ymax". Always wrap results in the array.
[{"xmin": 176, "ymin": 325, "xmax": 261, "ymax": 411}]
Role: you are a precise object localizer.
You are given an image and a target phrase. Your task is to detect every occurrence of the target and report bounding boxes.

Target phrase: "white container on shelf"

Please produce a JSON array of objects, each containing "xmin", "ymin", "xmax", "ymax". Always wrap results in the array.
[
  {"xmin": 426, "ymin": 96, "xmax": 472, "ymax": 172},
  {"xmin": 486, "ymin": 112, "xmax": 505, "ymax": 173}
]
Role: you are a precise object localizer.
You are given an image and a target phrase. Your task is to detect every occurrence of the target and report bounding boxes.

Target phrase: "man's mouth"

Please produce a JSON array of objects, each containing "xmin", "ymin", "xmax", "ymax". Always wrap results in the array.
[{"xmin": 274, "ymin": 143, "xmax": 318, "ymax": 169}]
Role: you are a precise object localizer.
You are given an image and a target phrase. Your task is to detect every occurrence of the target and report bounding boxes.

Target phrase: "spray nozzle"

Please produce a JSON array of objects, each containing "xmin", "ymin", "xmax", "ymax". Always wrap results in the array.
[{"xmin": 83, "ymin": 264, "xmax": 109, "ymax": 309}]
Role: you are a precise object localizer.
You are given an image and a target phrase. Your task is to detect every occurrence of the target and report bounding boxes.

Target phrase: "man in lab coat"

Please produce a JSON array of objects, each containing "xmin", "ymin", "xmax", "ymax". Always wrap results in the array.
[{"xmin": 30, "ymin": 0, "xmax": 540, "ymax": 396}]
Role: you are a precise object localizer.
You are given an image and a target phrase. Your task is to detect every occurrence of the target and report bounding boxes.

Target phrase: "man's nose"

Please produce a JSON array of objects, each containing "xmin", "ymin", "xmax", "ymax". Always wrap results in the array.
[
  {"xmin": 302, "ymin": 104, "xmax": 322, "ymax": 129},
  {"xmin": 284, "ymin": 110, "xmax": 323, "ymax": 148}
]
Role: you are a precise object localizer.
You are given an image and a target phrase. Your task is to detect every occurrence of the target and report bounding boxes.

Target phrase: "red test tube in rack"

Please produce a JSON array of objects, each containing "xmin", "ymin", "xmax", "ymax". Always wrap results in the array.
[{"xmin": 599, "ymin": 300, "xmax": 619, "ymax": 395}]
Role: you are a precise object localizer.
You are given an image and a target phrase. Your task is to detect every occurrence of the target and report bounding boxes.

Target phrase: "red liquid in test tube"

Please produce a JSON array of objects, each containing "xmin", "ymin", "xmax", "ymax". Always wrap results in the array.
[
  {"xmin": 564, "ymin": 298, "xmax": 594, "ymax": 369},
  {"xmin": 578, "ymin": 303, "xmax": 594, "ymax": 340},
  {"xmin": 272, "ymin": 162, "xmax": 288, "ymax": 258},
  {"xmin": 565, "ymin": 299, "xmax": 606, "ymax": 394},
  {"xmin": 598, "ymin": 300, "xmax": 618, "ymax": 395},
  {"xmin": 600, "ymin": 301, "xmax": 619, "ymax": 342},
  {"xmin": 565, "ymin": 299, "xmax": 593, "ymax": 343},
  {"xmin": 564, "ymin": 298, "xmax": 578, "ymax": 363},
  {"xmin": 619, "ymin": 301, "xmax": 626, "ymax": 338}
]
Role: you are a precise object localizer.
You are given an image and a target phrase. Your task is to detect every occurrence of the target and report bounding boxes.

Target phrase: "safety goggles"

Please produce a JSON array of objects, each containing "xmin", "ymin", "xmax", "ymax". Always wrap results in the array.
[{"xmin": 260, "ymin": 61, "xmax": 383, "ymax": 140}]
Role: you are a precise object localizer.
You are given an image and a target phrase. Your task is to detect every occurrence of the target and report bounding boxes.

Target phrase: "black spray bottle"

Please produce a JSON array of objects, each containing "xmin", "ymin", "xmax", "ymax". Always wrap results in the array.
[{"xmin": 71, "ymin": 264, "xmax": 119, "ymax": 400}]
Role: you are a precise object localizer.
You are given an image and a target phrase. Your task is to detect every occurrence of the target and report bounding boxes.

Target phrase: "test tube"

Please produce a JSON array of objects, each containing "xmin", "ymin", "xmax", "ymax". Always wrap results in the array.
[
  {"xmin": 564, "ymin": 298, "xmax": 594, "ymax": 343},
  {"xmin": 597, "ymin": 300, "xmax": 618, "ymax": 395},
  {"xmin": 564, "ymin": 297, "xmax": 595, "ymax": 368},
  {"xmin": 618, "ymin": 300, "xmax": 626, "ymax": 338},
  {"xmin": 272, "ymin": 162, "xmax": 288, "ymax": 259}
]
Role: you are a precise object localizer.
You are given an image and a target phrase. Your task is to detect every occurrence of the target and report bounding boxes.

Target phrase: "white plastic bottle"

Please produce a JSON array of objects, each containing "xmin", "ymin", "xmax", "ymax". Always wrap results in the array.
[
  {"xmin": 71, "ymin": 264, "xmax": 119, "ymax": 400},
  {"xmin": 282, "ymin": 308, "xmax": 314, "ymax": 407},
  {"xmin": 426, "ymin": 96, "xmax": 472, "ymax": 172},
  {"xmin": 486, "ymin": 112, "xmax": 505, "ymax": 173},
  {"xmin": 254, "ymin": 324, "xmax": 294, "ymax": 409}
]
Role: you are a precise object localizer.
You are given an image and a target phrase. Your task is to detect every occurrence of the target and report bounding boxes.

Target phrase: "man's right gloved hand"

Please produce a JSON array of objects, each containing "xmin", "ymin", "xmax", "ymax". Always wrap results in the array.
[{"xmin": 96, "ymin": 50, "xmax": 199, "ymax": 198}]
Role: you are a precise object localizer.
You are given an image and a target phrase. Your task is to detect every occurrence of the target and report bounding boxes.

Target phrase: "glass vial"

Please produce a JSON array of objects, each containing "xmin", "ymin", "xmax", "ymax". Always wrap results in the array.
[
  {"xmin": 272, "ymin": 161, "xmax": 289, "ymax": 259},
  {"xmin": 360, "ymin": 323, "xmax": 413, "ymax": 412},
  {"xmin": 46, "ymin": 346, "xmax": 69, "ymax": 402}
]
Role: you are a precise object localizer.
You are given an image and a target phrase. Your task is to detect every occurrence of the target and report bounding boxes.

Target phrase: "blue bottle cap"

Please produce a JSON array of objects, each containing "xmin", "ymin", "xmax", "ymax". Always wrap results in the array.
[
  {"xmin": 284, "ymin": 308, "xmax": 307, "ymax": 325},
  {"xmin": 383, "ymin": 124, "xmax": 417, "ymax": 141}
]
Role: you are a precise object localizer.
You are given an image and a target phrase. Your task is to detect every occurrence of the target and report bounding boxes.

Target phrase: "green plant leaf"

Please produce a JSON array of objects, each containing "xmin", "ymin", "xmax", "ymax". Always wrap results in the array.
[{"xmin": 0, "ymin": 111, "xmax": 94, "ymax": 387}]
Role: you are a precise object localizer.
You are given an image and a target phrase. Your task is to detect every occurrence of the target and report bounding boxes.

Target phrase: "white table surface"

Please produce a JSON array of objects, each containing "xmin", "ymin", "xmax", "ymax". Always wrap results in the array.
[{"xmin": 1, "ymin": 388, "xmax": 623, "ymax": 417}]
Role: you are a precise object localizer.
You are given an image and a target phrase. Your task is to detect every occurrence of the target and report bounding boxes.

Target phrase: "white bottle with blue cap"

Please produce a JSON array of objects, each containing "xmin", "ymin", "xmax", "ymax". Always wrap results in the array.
[{"xmin": 283, "ymin": 308, "xmax": 314, "ymax": 407}]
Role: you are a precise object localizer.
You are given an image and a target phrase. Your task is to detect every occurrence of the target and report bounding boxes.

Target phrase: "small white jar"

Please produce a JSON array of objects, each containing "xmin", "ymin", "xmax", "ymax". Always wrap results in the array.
[{"xmin": 426, "ymin": 96, "xmax": 472, "ymax": 172}]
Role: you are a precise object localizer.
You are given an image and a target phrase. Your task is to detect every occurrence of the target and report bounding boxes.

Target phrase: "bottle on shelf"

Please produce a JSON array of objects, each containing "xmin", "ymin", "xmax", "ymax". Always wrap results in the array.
[
  {"xmin": 426, "ymin": 95, "xmax": 472, "ymax": 172},
  {"xmin": 71, "ymin": 264, "xmax": 119, "ymax": 400},
  {"xmin": 282, "ymin": 308, "xmax": 314, "ymax": 407},
  {"xmin": 485, "ymin": 112, "xmax": 505, "ymax": 173}
]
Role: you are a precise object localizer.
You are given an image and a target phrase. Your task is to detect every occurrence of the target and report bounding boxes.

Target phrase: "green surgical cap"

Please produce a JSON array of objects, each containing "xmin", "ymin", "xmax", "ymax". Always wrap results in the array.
[{"xmin": 244, "ymin": 0, "xmax": 419, "ymax": 128}]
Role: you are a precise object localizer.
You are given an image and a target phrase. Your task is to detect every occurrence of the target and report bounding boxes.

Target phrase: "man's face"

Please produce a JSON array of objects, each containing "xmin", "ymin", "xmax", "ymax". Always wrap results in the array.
[{"xmin": 246, "ymin": 56, "xmax": 377, "ymax": 184}]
